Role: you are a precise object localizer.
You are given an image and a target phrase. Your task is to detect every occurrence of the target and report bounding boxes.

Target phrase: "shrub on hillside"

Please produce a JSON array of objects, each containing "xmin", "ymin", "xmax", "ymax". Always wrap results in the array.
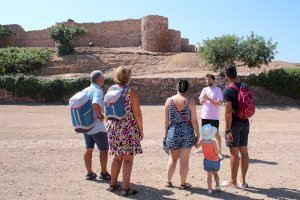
[
  {"xmin": 0, "ymin": 47, "xmax": 52, "ymax": 75},
  {"xmin": 247, "ymin": 68, "xmax": 300, "ymax": 99},
  {"xmin": 0, "ymin": 75, "xmax": 115, "ymax": 102},
  {"xmin": 14, "ymin": 74, "xmax": 40, "ymax": 98}
]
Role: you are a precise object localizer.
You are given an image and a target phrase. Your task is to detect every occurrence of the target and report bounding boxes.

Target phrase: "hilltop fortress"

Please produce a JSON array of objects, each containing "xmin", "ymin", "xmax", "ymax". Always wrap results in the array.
[{"xmin": 0, "ymin": 15, "xmax": 195, "ymax": 53}]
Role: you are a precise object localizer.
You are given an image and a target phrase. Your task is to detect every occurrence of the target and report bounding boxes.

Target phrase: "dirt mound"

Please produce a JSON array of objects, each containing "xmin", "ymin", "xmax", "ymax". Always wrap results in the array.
[{"xmin": 35, "ymin": 47, "xmax": 299, "ymax": 78}]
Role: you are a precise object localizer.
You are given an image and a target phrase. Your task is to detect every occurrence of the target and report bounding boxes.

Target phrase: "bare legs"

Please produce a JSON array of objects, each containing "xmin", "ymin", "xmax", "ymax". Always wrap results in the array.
[
  {"xmin": 100, "ymin": 150, "xmax": 108, "ymax": 174},
  {"xmin": 84, "ymin": 148, "xmax": 94, "ymax": 173},
  {"xmin": 228, "ymin": 146, "xmax": 249, "ymax": 186},
  {"xmin": 179, "ymin": 148, "xmax": 192, "ymax": 186},
  {"xmin": 166, "ymin": 148, "xmax": 192, "ymax": 186},
  {"xmin": 110, "ymin": 154, "xmax": 134, "ymax": 190},
  {"xmin": 84, "ymin": 148, "xmax": 108, "ymax": 174},
  {"xmin": 239, "ymin": 146, "xmax": 249, "ymax": 185}
]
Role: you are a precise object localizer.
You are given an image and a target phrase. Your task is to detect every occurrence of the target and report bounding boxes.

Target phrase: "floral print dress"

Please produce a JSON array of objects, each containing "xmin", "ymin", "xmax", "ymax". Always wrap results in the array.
[{"xmin": 106, "ymin": 86, "xmax": 143, "ymax": 155}]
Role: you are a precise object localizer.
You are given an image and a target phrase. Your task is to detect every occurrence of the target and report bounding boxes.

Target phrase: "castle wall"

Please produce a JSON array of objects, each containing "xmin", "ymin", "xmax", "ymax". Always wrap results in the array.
[
  {"xmin": 74, "ymin": 19, "xmax": 141, "ymax": 47},
  {"xmin": 181, "ymin": 38, "xmax": 190, "ymax": 52},
  {"xmin": 188, "ymin": 44, "xmax": 195, "ymax": 52},
  {"xmin": 168, "ymin": 29, "xmax": 181, "ymax": 53},
  {"xmin": 1, "ymin": 16, "xmax": 195, "ymax": 52},
  {"xmin": 2, "ymin": 19, "xmax": 141, "ymax": 48},
  {"xmin": 21, "ymin": 30, "xmax": 55, "ymax": 47}
]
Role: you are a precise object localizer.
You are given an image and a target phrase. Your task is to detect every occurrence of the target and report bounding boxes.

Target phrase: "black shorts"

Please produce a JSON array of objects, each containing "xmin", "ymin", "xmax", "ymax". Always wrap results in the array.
[
  {"xmin": 201, "ymin": 119, "xmax": 219, "ymax": 130},
  {"xmin": 226, "ymin": 120, "xmax": 250, "ymax": 147}
]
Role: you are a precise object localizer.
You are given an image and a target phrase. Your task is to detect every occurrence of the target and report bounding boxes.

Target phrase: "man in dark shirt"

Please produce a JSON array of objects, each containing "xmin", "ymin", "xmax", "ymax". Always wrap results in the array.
[{"xmin": 222, "ymin": 66, "xmax": 250, "ymax": 189}]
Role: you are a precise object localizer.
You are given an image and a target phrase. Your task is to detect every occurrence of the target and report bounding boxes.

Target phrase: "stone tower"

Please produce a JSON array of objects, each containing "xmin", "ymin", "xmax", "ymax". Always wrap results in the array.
[{"xmin": 141, "ymin": 15, "xmax": 169, "ymax": 52}]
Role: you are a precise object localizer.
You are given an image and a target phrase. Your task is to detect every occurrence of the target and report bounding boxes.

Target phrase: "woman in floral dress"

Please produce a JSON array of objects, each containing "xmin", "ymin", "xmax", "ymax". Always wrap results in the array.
[{"xmin": 107, "ymin": 66, "xmax": 143, "ymax": 196}]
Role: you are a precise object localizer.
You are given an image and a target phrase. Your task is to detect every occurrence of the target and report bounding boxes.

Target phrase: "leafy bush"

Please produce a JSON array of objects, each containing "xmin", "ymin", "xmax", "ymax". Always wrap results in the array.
[
  {"xmin": 0, "ymin": 47, "xmax": 52, "ymax": 75},
  {"xmin": 14, "ymin": 74, "xmax": 40, "ymax": 98},
  {"xmin": 49, "ymin": 24, "xmax": 86, "ymax": 56},
  {"xmin": 0, "ymin": 76, "xmax": 15, "ymax": 91},
  {"xmin": 247, "ymin": 68, "xmax": 300, "ymax": 99},
  {"xmin": 40, "ymin": 79, "xmax": 65, "ymax": 102},
  {"xmin": 0, "ymin": 75, "xmax": 115, "ymax": 102},
  {"xmin": 199, "ymin": 32, "xmax": 277, "ymax": 72}
]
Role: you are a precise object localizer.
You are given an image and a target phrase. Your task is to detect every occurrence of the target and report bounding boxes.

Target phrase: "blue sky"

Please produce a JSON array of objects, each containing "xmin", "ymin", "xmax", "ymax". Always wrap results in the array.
[{"xmin": 1, "ymin": 0, "xmax": 299, "ymax": 63}]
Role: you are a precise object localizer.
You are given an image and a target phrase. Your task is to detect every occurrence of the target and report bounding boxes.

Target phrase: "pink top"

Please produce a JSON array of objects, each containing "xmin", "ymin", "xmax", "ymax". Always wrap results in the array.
[
  {"xmin": 202, "ymin": 141, "xmax": 219, "ymax": 161},
  {"xmin": 199, "ymin": 86, "xmax": 223, "ymax": 120}
]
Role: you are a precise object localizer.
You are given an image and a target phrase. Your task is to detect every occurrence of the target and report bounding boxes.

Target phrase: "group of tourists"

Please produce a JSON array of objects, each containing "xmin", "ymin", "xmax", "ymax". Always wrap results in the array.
[{"xmin": 74, "ymin": 65, "xmax": 253, "ymax": 196}]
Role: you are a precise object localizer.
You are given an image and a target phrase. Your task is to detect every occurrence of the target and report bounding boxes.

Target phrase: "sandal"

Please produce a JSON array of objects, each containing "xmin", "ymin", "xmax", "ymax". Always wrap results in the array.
[
  {"xmin": 121, "ymin": 188, "xmax": 139, "ymax": 196},
  {"xmin": 165, "ymin": 182, "xmax": 173, "ymax": 188},
  {"xmin": 86, "ymin": 172, "xmax": 97, "ymax": 180},
  {"xmin": 238, "ymin": 183, "xmax": 249, "ymax": 189},
  {"xmin": 108, "ymin": 184, "xmax": 121, "ymax": 192},
  {"xmin": 179, "ymin": 183, "xmax": 192, "ymax": 190},
  {"xmin": 221, "ymin": 181, "xmax": 238, "ymax": 188},
  {"xmin": 100, "ymin": 172, "xmax": 111, "ymax": 180}
]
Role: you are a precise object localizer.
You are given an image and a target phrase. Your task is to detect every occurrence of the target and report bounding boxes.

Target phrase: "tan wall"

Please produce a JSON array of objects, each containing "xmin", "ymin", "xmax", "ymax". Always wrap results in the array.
[
  {"xmin": 1, "ymin": 16, "xmax": 196, "ymax": 52},
  {"xmin": 20, "ymin": 30, "xmax": 55, "ymax": 47},
  {"xmin": 181, "ymin": 38, "xmax": 190, "ymax": 52},
  {"xmin": 188, "ymin": 44, "xmax": 195, "ymax": 52},
  {"xmin": 2, "ymin": 19, "xmax": 141, "ymax": 48},
  {"xmin": 74, "ymin": 19, "xmax": 141, "ymax": 47},
  {"xmin": 168, "ymin": 29, "xmax": 181, "ymax": 53}
]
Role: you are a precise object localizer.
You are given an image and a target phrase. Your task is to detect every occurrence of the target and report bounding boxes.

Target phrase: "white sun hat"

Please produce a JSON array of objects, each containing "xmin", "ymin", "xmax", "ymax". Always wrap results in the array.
[{"xmin": 201, "ymin": 124, "xmax": 217, "ymax": 140}]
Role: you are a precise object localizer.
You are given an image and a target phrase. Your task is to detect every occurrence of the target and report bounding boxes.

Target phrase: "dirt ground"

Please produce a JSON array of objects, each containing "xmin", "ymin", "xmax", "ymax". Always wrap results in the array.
[{"xmin": 0, "ymin": 105, "xmax": 299, "ymax": 200}]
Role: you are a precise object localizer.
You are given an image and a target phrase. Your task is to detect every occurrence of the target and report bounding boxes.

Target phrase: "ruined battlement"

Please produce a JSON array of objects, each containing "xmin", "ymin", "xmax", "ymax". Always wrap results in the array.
[{"xmin": 0, "ymin": 16, "xmax": 195, "ymax": 53}]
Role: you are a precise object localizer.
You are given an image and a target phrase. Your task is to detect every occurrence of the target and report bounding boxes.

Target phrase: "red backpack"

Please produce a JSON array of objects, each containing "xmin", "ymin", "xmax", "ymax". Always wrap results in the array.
[{"xmin": 229, "ymin": 83, "xmax": 255, "ymax": 120}]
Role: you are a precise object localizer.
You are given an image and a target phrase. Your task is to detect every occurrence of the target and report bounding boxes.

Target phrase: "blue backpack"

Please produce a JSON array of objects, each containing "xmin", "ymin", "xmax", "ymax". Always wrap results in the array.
[
  {"xmin": 69, "ymin": 90, "xmax": 95, "ymax": 133},
  {"xmin": 104, "ymin": 85, "xmax": 127, "ymax": 121}
]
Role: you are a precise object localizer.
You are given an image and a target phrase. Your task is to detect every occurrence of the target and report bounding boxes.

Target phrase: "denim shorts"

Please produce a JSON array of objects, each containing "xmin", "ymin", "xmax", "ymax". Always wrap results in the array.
[
  {"xmin": 84, "ymin": 132, "xmax": 108, "ymax": 151},
  {"xmin": 203, "ymin": 159, "xmax": 220, "ymax": 172}
]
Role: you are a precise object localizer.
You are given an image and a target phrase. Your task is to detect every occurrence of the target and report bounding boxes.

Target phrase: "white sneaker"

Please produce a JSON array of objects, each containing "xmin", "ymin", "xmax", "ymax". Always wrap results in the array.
[
  {"xmin": 207, "ymin": 189, "xmax": 213, "ymax": 194},
  {"xmin": 215, "ymin": 185, "xmax": 222, "ymax": 192}
]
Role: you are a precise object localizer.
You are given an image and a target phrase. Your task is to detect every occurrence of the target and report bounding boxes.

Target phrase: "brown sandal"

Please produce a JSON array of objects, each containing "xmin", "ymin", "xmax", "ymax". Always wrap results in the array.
[
  {"xmin": 179, "ymin": 183, "xmax": 192, "ymax": 190},
  {"xmin": 85, "ymin": 172, "xmax": 97, "ymax": 180},
  {"xmin": 121, "ymin": 188, "xmax": 139, "ymax": 196},
  {"xmin": 108, "ymin": 184, "xmax": 120, "ymax": 192},
  {"xmin": 100, "ymin": 172, "xmax": 111, "ymax": 180},
  {"xmin": 165, "ymin": 182, "xmax": 173, "ymax": 188}
]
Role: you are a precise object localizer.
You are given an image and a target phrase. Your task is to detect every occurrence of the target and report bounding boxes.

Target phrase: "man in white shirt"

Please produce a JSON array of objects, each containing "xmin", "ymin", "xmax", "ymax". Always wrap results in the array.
[
  {"xmin": 83, "ymin": 70, "xmax": 111, "ymax": 181},
  {"xmin": 199, "ymin": 74, "xmax": 223, "ymax": 155}
]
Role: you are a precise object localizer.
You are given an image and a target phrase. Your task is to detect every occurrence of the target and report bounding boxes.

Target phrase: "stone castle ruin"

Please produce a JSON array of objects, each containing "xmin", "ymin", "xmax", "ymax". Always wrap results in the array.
[{"xmin": 0, "ymin": 15, "xmax": 195, "ymax": 53}]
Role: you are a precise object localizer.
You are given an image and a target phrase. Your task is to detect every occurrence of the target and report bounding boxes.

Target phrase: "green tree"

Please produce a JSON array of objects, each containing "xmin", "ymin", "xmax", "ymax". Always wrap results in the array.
[
  {"xmin": 49, "ymin": 23, "xmax": 86, "ymax": 56},
  {"xmin": 239, "ymin": 32, "xmax": 277, "ymax": 68},
  {"xmin": 0, "ymin": 24, "xmax": 14, "ymax": 37},
  {"xmin": 198, "ymin": 32, "xmax": 277, "ymax": 72},
  {"xmin": 199, "ymin": 35, "xmax": 240, "ymax": 71}
]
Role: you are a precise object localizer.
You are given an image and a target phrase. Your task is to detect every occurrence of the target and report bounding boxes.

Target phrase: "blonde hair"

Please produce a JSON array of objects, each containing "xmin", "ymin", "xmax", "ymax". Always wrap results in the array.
[{"xmin": 114, "ymin": 66, "xmax": 132, "ymax": 85}]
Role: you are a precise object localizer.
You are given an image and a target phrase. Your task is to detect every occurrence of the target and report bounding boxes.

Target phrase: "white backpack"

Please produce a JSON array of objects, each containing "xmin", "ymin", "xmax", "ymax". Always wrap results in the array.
[
  {"xmin": 104, "ymin": 85, "xmax": 126, "ymax": 121},
  {"xmin": 69, "ymin": 90, "xmax": 95, "ymax": 133}
]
